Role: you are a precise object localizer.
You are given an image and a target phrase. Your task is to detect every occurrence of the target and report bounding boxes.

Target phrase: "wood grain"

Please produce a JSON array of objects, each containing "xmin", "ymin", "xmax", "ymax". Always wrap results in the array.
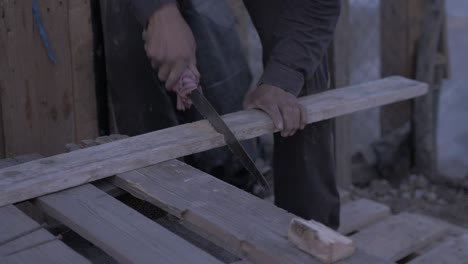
[
  {"xmin": 351, "ymin": 213, "xmax": 448, "ymax": 261},
  {"xmin": 408, "ymin": 234, "xmax": 468, "ymax": 264},
  {"xmin": 111, "ymin": 160, "xmax": 388, "ymax": 264},
  {"xmin": 338, "ymin": 199, "xmax": 391, "ymax": 235},
  {"xmin": 0, "ymin": 0, "xmax": 97, "ymax": 156},
  {"xmin": 36, "ymin": 184, "xmax": 222, "ymax": 264},
  {"xmin": 288, "ymin": 218, "xmax": 355, "ymax": 263},
  {"xmin": 0, "ymin": 77, "xmax": 428, "ymax": 206}
]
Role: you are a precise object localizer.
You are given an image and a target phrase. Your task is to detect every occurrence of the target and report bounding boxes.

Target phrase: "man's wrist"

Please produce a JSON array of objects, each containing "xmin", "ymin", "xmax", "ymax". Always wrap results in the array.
[
  {"xmin": 259, "ymin": 62, "xmax": 305, "ymax": 97},
  {"xmin": 132, "ymin": 0, "xmax": 177, "ymax": 26}
]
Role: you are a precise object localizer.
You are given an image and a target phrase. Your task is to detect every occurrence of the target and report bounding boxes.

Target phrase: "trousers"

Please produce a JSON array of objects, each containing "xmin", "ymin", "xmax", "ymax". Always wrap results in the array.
[{"xmin": 102, "ymin": 0, "xmax": 340, "ymax": 229}]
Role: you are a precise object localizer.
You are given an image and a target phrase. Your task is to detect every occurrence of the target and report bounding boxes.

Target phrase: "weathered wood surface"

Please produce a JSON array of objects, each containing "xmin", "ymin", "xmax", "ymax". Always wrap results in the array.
[
  {"xmin": 0, "ymin": 77, "xmax": 427, "ymax": 207},
  {"xmin": 36, "ymin": 184, "xmax": 222, "ymax": 264},
  {"xmin": 413, "ymin": 0, "xmax": 445, "ymax": 178},
  {"xmin": 0, "ymin": 205, "xmax": 90, "ymax": 263},
  {"xmin": 111, "ymin": 160, "xmax": 388, "ymax": 264},
  {"xmin": 408, "ymin": 234, "xmax": 468, "ymax": 264},
  {"xmin": 0, "ymin": 0, "xmax": 97, "ymax": 157},
  {"xmin": 0, "ymin": 157, "xmax": 89, "ymax": 263},
  {"xmin": 338, "ymin": 199, "xmax": 391, "ymax": 235},
  {"xmin": 288, "ymin": 218, "xmax": 355, "ymax": 263},
  {"xmin": 351, "ymin": 212, "xmax": 448, "ymax": 261}
]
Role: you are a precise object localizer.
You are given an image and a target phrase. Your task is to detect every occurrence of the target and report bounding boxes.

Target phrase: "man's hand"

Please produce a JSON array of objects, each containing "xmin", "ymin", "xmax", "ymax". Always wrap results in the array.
[
  {"xmin": 244, "ymin": 84, "xmax": 307, "ymax": 137},
  {"xmin": 144, "ymin": 4, "xmax": 199, "ymax": 91}
]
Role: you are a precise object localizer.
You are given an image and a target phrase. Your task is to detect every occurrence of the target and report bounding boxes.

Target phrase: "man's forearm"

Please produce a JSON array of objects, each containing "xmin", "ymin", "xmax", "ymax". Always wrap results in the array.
[
  {"xmin": 129, "ymin": 0, "xmax": 176, "ymax": 25},
  {"xmin": 261, "ymin": 0, "xmax": 341, "ymax": 96}
]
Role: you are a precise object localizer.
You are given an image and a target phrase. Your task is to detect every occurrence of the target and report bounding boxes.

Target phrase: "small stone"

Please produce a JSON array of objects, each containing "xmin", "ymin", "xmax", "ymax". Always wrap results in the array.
[
  {"xmin": 413, "ymin": 190, "xmax": 424, "ymax": 200},
  {"xmin": 380, "ymin": 194, "xmax": 392, "ymax": 202},
  {"xmin": 416, "ymin": 176, "xmax": 430, "ymax": 189},
  {"xmin": 425, "ymin": 192, "xmax": 438, "ymax": 202},
  {"xmin": 409, "ymin": 174, "xmax": 419, "ymax": 187},
  {"xmin": 400, "ymin": 182, "xmax": 411, "ymax": 192},
  {"xmin": 389, "ymin": 189, "xmax": 398, "ymax": 197},
  {"xmin": 401, "ymin": 191, "xmax": 411, "ymax": 199},
  {"xmin": 437, "ymin": 198, "xmax": 447, "ymax": 205}
]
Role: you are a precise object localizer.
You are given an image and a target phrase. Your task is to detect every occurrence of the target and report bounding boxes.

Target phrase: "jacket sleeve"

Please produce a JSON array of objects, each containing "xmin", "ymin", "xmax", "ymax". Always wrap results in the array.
[
  {"xmin": 129, "ymin": 0, "xmax": 176, "ymax": 25},
  {"xmin": 259, "ymin": 0, "xmax": 341, "ymax": 96}
]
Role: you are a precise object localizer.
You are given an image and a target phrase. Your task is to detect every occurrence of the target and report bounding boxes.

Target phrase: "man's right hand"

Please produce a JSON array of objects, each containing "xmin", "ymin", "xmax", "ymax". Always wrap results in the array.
[{"xmin": 144, "ymin": 4, "xmax": 199, "ymax": 91}]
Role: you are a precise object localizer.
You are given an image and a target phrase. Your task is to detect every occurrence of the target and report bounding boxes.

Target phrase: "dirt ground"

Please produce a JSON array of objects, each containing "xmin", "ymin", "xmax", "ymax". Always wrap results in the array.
[{"xmin": 351, "ymin": 176, "xmax": 468, "ymax": 229}]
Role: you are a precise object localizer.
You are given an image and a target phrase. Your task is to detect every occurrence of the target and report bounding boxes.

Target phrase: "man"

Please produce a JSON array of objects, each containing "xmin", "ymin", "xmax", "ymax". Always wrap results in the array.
[{"xmin": 103, "ymin": 0, "xmax": 341, "ymax": 229}]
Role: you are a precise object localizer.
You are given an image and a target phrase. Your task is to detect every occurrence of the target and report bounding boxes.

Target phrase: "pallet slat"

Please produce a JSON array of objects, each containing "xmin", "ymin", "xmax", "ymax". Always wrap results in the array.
[
  {"xmin": 351, "ymin": 212, "xmax": 448, "ymax": 261},
  {"xmin": 408, "ymin": 234, "xmax": 468, "ymax": 264},
  {"xmin": 0, "ymin": 159, "xmax": 89, "ymax": 263},
  {"xmin": 0, "ymin": 77, "xmax": 428, "ymax": 207},
  {"xmin": 339, "ymin": 199, "xmax": 391, "ymax": 235},
  {"xmin": 111, "ymin": 160, "xmax": 390, "ymax": 264},
  {"xmin": 35, "ymin": 184, "xmax": 222, "ymax": 264}
]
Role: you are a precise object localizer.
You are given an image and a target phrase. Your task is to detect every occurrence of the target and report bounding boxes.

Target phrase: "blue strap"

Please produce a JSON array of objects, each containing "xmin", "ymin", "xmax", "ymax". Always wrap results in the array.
[{"xmin": 32, "ymin": 0, "xmax": 56, "ymax": 64}]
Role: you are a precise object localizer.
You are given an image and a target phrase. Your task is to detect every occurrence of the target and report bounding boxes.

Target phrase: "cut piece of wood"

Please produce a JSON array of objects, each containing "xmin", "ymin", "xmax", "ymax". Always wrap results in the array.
[
  {"xmin": 111, "ymin": 160, "xmax": 386, "ymax": 264},
  {"xmin": 408, "ymin": 234, "xmax": 468, "ymax": 264},
  {"xmin": 288, "ymin": 218, "xmax": 355, "ymax": 263},
  {"xmin": 351, "ymin": 212, "xmax": 448, "ymax": 261},
  {"xmin": 0, "ymin": 77, "xmax": 428, "ymax": 207},
  {"xmin": 338, "ymin": 199, "xmax": 391, "ymax": 235},
  {"xmin": 35, "ymin": 183, "xmax": 222, "ymax": 264}
]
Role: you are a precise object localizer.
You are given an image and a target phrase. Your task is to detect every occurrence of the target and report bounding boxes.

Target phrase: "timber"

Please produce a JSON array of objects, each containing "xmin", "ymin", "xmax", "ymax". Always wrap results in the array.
[{"xmin": 0, "ymin": 77, "xmax": 428, "ymax": 207}]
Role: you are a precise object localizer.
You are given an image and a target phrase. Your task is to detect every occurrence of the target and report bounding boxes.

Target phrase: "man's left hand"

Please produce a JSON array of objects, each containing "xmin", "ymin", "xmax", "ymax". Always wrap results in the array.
[{"xmin": 244, "ymin": 84, "xmax": 307, "ymax": 137}]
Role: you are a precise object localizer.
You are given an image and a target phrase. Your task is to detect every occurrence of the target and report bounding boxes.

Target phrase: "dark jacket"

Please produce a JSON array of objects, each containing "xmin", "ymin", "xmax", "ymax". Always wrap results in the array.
[{"xmin": 129, "ymin": 0, "xmax": 340, "ymax": 96}]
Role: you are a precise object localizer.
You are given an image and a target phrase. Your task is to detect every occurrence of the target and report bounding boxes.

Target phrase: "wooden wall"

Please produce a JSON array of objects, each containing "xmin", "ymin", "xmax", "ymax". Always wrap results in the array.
[{"xmin": 0, "ymin": 0, "xmax": 98, "ymax": 157}]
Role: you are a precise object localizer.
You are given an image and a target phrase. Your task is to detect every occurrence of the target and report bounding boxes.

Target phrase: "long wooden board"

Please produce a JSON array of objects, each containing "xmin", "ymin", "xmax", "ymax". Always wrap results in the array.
[
  {"xmin": 351, "ymin": 213, "xmax": 448, "ymax": 261},
  {"xmin": 110, "ymin": 160, "xmax": 390, "ymax": 264},
  {"xmin": 0, "ymin": 77, "xmax": 427, "ymax": 206}
]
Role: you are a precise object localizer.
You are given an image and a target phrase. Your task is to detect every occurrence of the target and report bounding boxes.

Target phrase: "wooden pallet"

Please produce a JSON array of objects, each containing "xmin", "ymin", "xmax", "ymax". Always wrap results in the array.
[
  {"xmin": 338, "ymin": 197, "xmax": 468, "ymax": 264},
  {"xmin": 0, "ymin": 77, "xmax": 430, "ymax": 263},
  {"xmin": 0, "ymin": 149, "xmax": 389, "ymax": 264}
]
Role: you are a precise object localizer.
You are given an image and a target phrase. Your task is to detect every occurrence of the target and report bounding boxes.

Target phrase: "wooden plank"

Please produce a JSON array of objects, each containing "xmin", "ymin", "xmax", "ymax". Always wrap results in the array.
[
  {"xmin": 0, "ymin": 77, "xmax": 428, "ymax": 206},
  {"xmin": 288, "ymin": 218, "xmax": 355, "ymax": 263},
  {"xmin": 2, "ymin": 239, "xmax": 90, "ymax": 264},
  {"xmin": 408, "ymin": 234, "xmax": 468, "ymax": 264},
  {"xmin": 351, "ymin": 212, "xmax": 448, "ymax": 261},
  {"xmin": 35, "ymin": 184, "xmax": 222, "ymax": 264},
  {"xmin": 68, "ymin": 0, "xmax": 98, "ymax": 141},
  {"xmin": 338, "ymin": 199, "xmax": 391, "ymax": 235},
  {"xmin": 111, "ymin": 160, "xmax": 388, "ymax": 264},
  {"xmin": 0, "ymin": 205, "xmax": 89, "ymax": 263},
  {"xmin": 0, "ymin": 0, "xmax": 76, "ymax": 156},
  {"xmin": 413, "ymin": 0, "xmax": 445, "ymax": 178}
]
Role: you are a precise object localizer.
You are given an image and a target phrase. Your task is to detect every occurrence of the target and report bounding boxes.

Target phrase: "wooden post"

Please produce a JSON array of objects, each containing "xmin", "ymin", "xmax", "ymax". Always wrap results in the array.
[
  {"xmin": 413, "ymin": 0, "xmax": 445, "ymax": 178},
  {"xmin": 379, "ymin": 0, "xmax": 424, "ymax": 179},
  {"xmin": 333, "ymin": 0, "xmax": 352, "ymax": 187}
]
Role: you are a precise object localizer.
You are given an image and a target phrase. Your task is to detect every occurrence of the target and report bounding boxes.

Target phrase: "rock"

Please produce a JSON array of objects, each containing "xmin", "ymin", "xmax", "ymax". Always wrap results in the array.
[
  {"xmin": 413, "ymin": 189, "xmax": 424, "ymax": 200},
  {"xmin": 401, "ymin": 191, "xmax": 411, "ymax": 199},
  {"xmin": 437, "ymin": 198, "xmax": 448, "ymax": 205},
  {"xmin": 408, "ymin": 174, "xmax": 419, "ymax": 187},
  {"xmin": 400, "ymin": 182, "xmax": 411, "ymax": 192},
  {"xmin": 425, "ymin": 192, "xmax": 438, "ymax": 202},
  {"xmin": 370, "ymin": 179, "xmax": 391, "ymax": 196},
  {"xmin": 389, "ymin": 189, "xmax": 398, "ymax": 197},
  {"xmin": 416, "ymin": 176, "xmax": 430, "ymax": 189}
]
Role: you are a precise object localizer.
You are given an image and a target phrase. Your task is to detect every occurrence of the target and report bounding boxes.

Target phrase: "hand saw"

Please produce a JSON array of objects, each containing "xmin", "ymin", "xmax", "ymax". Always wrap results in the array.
[{"xmin": 188, "ymin": 89, "xmax": 271, "ymax": 195}]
